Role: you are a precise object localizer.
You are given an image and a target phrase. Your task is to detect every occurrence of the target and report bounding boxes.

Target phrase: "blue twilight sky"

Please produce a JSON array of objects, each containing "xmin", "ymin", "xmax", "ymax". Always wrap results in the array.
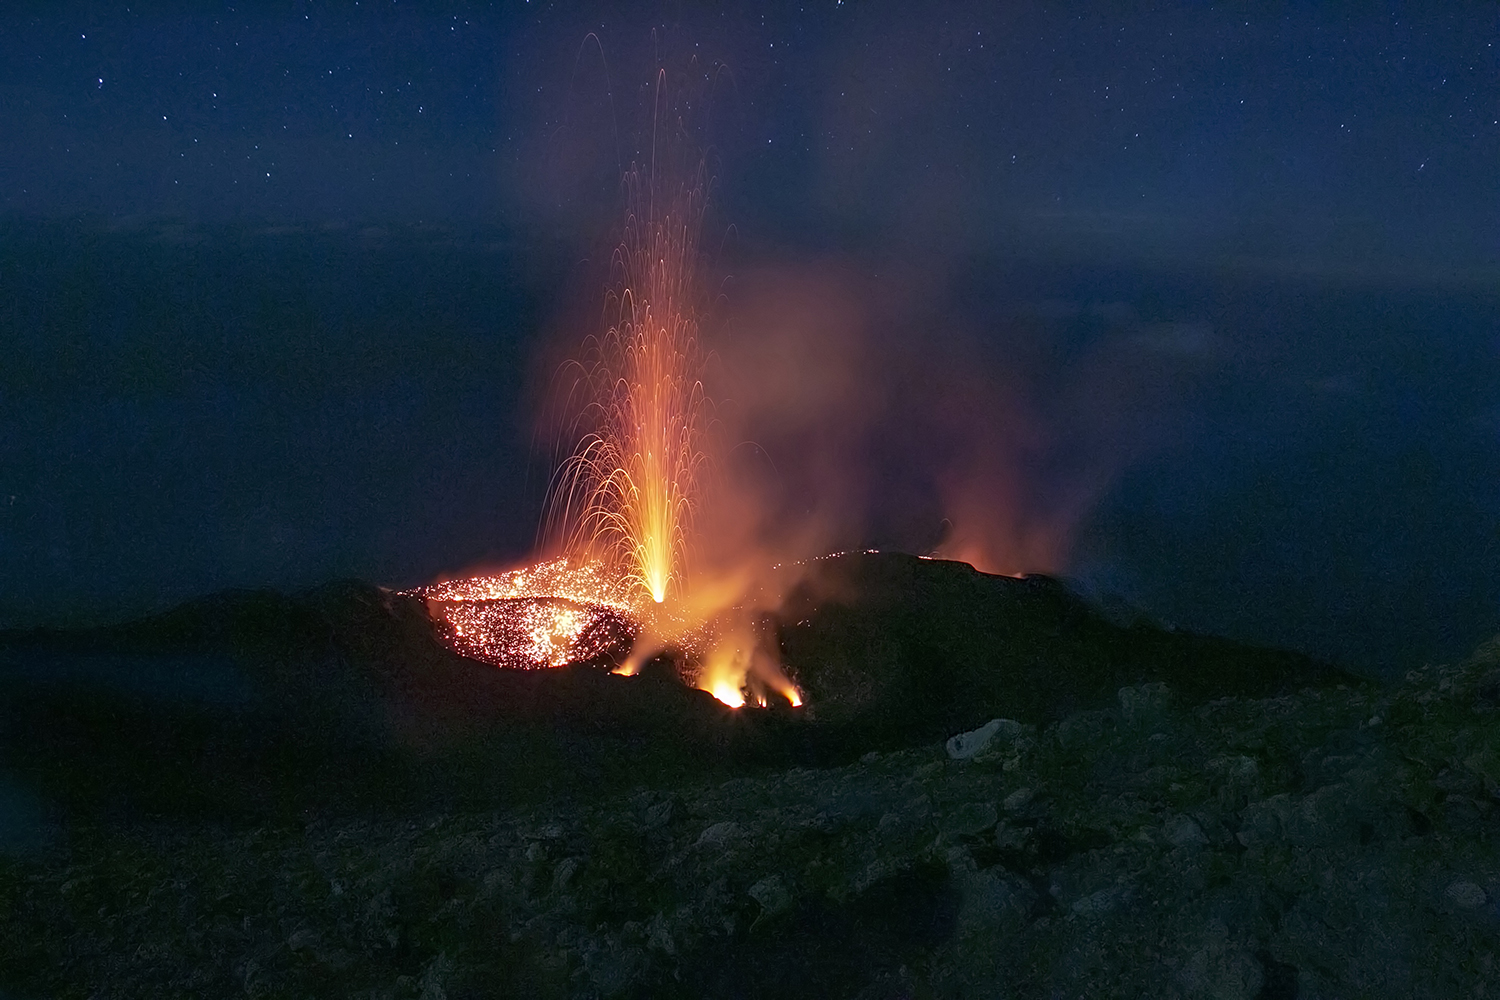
[{"xmin": 2, "ymin": 2, "xmax": 1498, "ymax": 673}]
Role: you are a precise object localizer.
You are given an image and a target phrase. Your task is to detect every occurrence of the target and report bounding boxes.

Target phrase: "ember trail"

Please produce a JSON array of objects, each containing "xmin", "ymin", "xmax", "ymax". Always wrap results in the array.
[{"xmin": 544, "ymin": 159, "xmax": 710, "ymax": 608}]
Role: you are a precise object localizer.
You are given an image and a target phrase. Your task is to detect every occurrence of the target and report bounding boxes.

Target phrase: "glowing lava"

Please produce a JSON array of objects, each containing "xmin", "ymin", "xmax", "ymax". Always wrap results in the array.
[
  {"xmin": 415, "ymin": 558, "xmax": 638, "ymax": 671},
  {"xmin": 697, "ymin": 621, "xmax": 805, "ymax": 709},
  {"xmin": 419, "ymin": 556, "xmax": 637, "ymax": 610}
]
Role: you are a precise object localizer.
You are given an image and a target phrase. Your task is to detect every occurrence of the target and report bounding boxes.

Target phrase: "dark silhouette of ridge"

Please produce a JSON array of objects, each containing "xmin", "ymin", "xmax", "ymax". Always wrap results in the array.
[{"xmin": 0, "ymin": 554, "xmax": 1359, "ymax": 825}]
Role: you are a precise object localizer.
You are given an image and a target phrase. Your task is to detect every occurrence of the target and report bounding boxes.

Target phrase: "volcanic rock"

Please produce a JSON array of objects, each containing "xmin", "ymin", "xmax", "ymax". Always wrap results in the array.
[
  {"xmin": 945, "ymin": 718, "xmax": 1017, "ymax": 759},
  {"xmin": 4, "ymin": 641, "xmax": 1500, "ymax": 997},
  {"xmin": 1162, "ymin": 812, "xmax": 1210, "ymax": 848},
  {"xmin": 0, "ymin": 552, "xmax": 1438, "ymax": 997},
  {"xmin": 774, "ymin": 552, "xmax": 1348, "ymax": 746}
]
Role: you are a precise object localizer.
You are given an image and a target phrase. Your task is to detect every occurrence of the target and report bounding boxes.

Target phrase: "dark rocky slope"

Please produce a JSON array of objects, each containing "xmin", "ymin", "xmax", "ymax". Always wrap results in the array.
[
  {"xmin": 775, "ymin": 552, "xmax": 1344, "ymax": 744},
  {"xmin": 1, "ymin": 639, "xmax": 1497, "ymax": 997},
  {"xmin": 6, "ymin": 554, "xmax": 1447, "ymax": 998},
  {"xmin": 0, "ymin": 554, "xmax": 1348, "ymax": 823}
]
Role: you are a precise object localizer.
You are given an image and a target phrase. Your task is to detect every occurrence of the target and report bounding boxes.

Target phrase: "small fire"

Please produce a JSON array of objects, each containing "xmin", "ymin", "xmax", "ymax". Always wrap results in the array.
[
  {"xmin": 708, "ymin": 677, "xmax": 745, "ymax": 709},
  {"xmin": 696, "ymin": 618, "xmax": 804, "ymax": 710}
]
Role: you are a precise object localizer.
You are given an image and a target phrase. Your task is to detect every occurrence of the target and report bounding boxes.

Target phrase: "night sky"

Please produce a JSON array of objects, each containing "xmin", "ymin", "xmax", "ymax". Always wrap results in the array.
[{"xmin": 3, "ymin": 3, "xmax": 1498, "ymax": 676}]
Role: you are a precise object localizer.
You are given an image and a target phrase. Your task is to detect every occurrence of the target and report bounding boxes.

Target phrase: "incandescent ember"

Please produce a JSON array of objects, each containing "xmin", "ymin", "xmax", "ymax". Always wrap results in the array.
[{"xmin": 410, "ymin": 557, "xmax": 639, "ymax": 671}]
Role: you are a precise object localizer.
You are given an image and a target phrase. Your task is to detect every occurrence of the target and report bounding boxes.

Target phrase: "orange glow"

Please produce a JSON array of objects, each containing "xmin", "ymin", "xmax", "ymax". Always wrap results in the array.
[
  {"xmin": 422, "ymin": 594, "xmax": 635, "ymax": 670},
  {"xmin": 419, "ymin": 556, "xmax": 637, "ymax": 610},
  {"xmin": 709, "ymin": 679, "xmax": 746, "ymax": 709},
  {"xmin": 695, "ymin": 615, "xmax": 804, "ymax": 709}
]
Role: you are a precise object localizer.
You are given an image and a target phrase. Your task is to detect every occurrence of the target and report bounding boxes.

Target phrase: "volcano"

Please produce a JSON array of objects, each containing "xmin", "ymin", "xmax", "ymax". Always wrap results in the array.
[
  {"xmin": 0, "ymin": 552, "xmax": 1348, "ymax": 822},
  {"xmin": 15, "ymin": 555, "xmax": 1498, "ymax": 1000}
]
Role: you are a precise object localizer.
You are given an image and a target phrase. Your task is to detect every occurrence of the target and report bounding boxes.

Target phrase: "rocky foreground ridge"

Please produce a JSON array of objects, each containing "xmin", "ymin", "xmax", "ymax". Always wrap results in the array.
[{"xmin": 4, "ymin": 637, "xmax": 1500, "ymax": 998}]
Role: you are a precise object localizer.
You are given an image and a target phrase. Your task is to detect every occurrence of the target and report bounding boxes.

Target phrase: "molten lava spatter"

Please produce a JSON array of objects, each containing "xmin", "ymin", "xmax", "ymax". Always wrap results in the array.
[
  {"xmin": 430, "ymin": 597, "xmax": 633, "ymax": 671},
  {"xmin": 413, "ymin": 558, "xmax": 638, "ymax": 671},
  {"xmin": 419, "ymin": 557, "xmax": 636, "ymax": 610},
  {"xmin": 544, "ymin": 164, "xmax": 709, "ymax": 609}
]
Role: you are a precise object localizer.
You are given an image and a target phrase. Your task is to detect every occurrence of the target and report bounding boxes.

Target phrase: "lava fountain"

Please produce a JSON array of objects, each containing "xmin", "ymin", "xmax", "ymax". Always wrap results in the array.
[
  {"xmin": 542, "ymin": 161, "xmax": 709, "ymax": 607},
  {"xmin": 414, "ymin": 125, "xmax": 801, "ymax": 709}
]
